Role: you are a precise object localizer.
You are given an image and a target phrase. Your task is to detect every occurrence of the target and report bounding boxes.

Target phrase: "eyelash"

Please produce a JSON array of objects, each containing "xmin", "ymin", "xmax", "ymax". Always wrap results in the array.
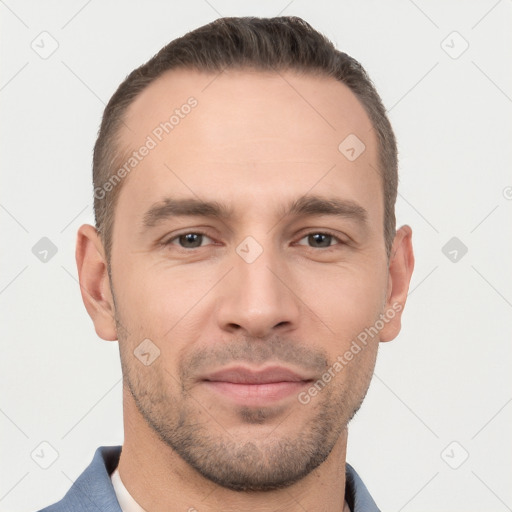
[{"xmin": 162, "ymin": 230, "xmax": 346, "ymax": 250}]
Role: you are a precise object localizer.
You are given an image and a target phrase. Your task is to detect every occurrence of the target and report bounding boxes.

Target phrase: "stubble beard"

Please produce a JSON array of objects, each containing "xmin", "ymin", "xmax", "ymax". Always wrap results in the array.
[{"xmin": 118, "ymin": 328, "xmax": 376, "ymax": 492}]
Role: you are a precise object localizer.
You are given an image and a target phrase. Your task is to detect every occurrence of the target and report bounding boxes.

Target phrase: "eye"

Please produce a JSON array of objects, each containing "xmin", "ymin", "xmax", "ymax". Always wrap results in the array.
[
  {"xmin": 296, "ymin": 232, "xmax": 342, "ymax": 249},
  {"xmin": 166, "ymin": 232, "xmax": 213, "ymax": 249}
]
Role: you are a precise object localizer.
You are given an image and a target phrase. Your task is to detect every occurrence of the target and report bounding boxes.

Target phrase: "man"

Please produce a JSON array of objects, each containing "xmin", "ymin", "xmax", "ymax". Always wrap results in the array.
[{"xmin": 38, "ymin": 15, "xmax": 414, "ymax": 512}]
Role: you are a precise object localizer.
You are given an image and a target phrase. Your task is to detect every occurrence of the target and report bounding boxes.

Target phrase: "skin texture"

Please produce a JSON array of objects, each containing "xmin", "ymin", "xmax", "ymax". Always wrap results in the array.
[{"xmin": 76, "ymin": 69, "xmax": 414, "ymax": 511}]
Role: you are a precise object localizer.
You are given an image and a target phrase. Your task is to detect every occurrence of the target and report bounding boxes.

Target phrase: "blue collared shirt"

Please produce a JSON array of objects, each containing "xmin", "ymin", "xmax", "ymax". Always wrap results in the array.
[{"xmin": 36, "ymin": 446, "xmax": 380, "ymax": 512}]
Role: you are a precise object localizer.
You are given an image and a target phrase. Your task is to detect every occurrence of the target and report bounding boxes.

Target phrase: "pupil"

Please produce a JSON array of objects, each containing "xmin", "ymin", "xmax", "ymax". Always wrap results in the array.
[
  {"xmin": 309, "ymin": 233, "xmax": 331, "ymax": 247},
  {"xmin": 180, "ymin": 233, "xmax": 202, "ymax": 248}
]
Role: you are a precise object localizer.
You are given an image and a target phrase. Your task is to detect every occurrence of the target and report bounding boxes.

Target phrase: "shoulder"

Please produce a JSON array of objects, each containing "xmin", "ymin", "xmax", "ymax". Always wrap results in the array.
[
  {"xmin": 33, "ymin": 446, "xmax": 122, "ymax": 512},
  {"xmin": 345, "ymin": 463, "xmax": 381, "ymax": 512}
]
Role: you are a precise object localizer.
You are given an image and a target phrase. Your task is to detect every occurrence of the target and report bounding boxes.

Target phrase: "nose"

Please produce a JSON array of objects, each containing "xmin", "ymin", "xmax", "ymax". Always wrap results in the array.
[{"xmin": 216, "ymin": 243, "xmax": 301, "ymax": 338}]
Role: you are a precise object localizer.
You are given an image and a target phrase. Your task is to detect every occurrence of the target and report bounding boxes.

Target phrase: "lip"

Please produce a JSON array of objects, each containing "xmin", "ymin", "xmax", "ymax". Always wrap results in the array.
[
  {"xmin": 203, "ymin": 366, "xmax": 310, "ymax": 384},
  {"xmin": 201, "ymin": 366, "xmax": 313, "ymax": 405}
]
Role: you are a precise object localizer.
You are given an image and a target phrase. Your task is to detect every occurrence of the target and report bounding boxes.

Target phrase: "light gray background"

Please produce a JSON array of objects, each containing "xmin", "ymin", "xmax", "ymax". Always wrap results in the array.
[{"xmin": 1, "ymin": 1, "xmax": 511, "ymax": 511}]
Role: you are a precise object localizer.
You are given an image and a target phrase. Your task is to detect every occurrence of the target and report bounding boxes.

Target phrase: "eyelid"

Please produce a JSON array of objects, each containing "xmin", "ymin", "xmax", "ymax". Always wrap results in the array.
[
  {"xmin": 161, "ymin": 230, "xmax": 215, "ymax": 247},
  {"xmin": 295, "ymin": 229, "xmax": 347, "ymax": 244}
]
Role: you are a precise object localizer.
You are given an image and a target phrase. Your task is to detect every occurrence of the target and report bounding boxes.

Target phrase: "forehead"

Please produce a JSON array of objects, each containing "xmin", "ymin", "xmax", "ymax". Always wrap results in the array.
[
  {"xmin": 122, "ymin": 67, "xmax": 376, "ymax": 154},
  {"xmin": 115, "ymin": 68, "xmax": 381, "ymax": 224}
]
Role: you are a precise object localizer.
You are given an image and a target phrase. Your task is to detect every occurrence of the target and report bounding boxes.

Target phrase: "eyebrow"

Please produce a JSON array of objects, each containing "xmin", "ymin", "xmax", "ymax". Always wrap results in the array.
[
  {"xmin": 143, "ymin": 198, "xmax": 234, "ymax": 228},
  {"xmin": 284, "ymin": 195, "xmax": 368, "ymax": 225},
  {"xmin": 142, "ymin": 194, "xmax": 368, "ymax": 229}
]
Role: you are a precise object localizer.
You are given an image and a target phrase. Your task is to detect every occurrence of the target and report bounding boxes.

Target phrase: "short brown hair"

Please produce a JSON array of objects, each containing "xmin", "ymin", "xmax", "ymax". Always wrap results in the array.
[{"xmin": 93, "ymin": 16, "xmax": 397, "ymax": 261}]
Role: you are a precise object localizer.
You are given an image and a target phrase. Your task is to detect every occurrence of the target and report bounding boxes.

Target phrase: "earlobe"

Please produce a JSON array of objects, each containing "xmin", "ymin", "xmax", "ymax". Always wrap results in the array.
[
  {"xmin": 75, "ymin": 224, "xmax": 118, "ymax": 341},
  {"xmin": 379, "ymin": 225, "xmax": 415, "ymax": 342}
]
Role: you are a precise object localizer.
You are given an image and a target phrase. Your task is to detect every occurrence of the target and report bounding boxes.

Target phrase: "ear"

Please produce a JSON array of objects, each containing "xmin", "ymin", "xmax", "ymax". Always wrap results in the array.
[
  {"xmin": 379, "ymin": 225, "xmax": 415, "ymax": 343},
  {"xmin": 75, "ymin": 224, "xmax": 117, "ymax": 341}
]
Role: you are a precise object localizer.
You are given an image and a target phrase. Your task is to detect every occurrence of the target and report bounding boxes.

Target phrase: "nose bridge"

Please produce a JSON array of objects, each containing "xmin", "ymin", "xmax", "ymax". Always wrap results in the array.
[{"xmin": 217, "ymin": 236, "xmax": 300, "ymax": 336}]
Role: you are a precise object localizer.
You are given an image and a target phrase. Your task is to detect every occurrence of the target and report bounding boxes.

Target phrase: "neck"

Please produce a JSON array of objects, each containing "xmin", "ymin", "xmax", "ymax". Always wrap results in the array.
[{"xmin": 117, "ymin": 386, "xmax": 348, "ymax": 512}]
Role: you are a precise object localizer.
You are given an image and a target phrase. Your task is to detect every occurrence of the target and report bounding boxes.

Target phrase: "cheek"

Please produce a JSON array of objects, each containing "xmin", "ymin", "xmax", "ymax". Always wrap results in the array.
[
  {"xmin": 299, "ymin": 263, "xmax": 387, "ymax": 346},
  {"xmin": 113, "ymin": 259, "xmax": 218, "ymax": 343}
]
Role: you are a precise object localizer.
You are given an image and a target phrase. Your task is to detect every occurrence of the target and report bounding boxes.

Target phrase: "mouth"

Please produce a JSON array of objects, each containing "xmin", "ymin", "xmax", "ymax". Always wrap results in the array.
[{"xmin": 200, "ymin": 366, "xmax": 313, "ymax": 405}]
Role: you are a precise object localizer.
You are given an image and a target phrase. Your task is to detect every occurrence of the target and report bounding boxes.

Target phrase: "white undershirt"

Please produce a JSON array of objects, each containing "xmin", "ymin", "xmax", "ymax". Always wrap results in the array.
[
  {"xmin": 111, "ymin": 468, "xmax": 147, "ymax": 512},
  {"xmin": 111, "ymin": 467, "xmax": 351, "ymax": 512}
]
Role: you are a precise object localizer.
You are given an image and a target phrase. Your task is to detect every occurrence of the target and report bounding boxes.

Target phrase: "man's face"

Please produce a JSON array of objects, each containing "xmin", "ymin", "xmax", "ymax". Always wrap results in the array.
[{"xmin": 108, "ymin": 69, "xmax": 395, "ymax": 490}]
